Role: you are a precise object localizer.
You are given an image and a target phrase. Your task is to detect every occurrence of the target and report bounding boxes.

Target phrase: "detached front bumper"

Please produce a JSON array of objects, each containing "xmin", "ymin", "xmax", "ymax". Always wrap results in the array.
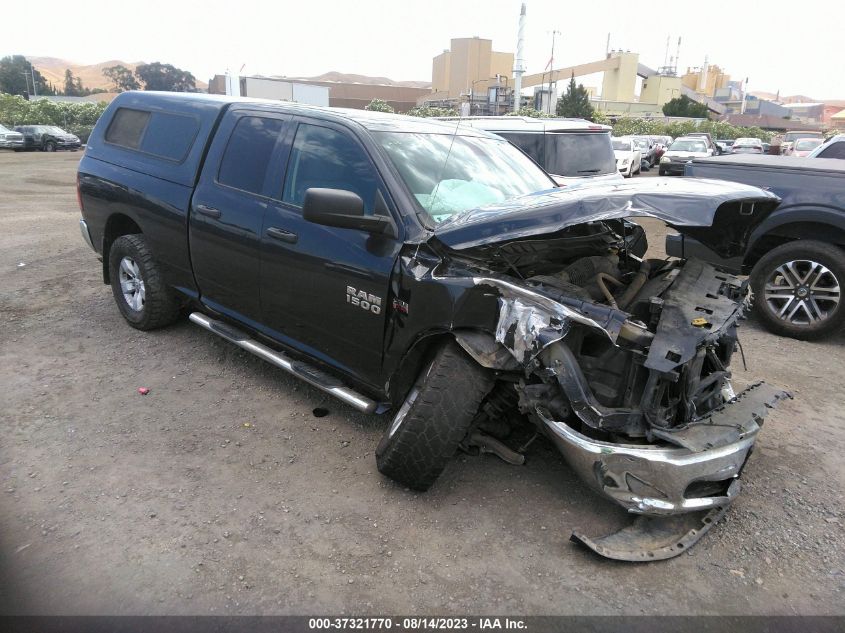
[{"xmin": 538, "ymin": 382, "xmax": 789, "ymax": 516}]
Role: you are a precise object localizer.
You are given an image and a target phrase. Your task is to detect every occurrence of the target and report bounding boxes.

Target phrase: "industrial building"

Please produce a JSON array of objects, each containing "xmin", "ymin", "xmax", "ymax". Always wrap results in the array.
[
  {"xmin": 426, "ymin": 37, "xmax": 516, "ymax": 115},
  {"xmin": 208, "ymin": 73, "xmax": 430, "ymax": 112},
  {"xmin": 420, "ymin": 43, "xmax": 721, "ymax": 118},
  {"xmin": 781, "ymin": 102, "xmax": 826, "ymax": 125}
]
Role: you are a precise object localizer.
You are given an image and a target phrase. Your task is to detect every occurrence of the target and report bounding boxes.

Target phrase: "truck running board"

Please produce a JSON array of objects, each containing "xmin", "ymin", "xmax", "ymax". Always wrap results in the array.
[{"xmin": 188, "ymin": 312, "xmax": 378, "ymax": 414}]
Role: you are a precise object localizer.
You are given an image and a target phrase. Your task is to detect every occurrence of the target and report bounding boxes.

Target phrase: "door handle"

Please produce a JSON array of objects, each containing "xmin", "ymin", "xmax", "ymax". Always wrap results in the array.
[
  {"xmin": 266, "ymin": 227, "xmax": 298, "ymax": 244},
  {"xmin": 195, "ymin": 204, "xmax": 222, "ymax": 219}
]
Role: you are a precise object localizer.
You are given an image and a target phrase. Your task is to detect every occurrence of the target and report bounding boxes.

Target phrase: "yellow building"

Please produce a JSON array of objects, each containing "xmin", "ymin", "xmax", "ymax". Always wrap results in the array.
[
  {"xmin": 681, "ymin": 63, "xmax": 730, "ymax": 97},
  {"xmin": 429, "ymin": 37, "xmax": 513, "ymax": 101}
]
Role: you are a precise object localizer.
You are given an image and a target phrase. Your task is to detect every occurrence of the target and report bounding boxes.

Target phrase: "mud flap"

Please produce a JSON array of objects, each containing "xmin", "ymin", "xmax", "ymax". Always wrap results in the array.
[{"xmin": 570, "ymin": 505, "xmax": 728, "ymax": 562}]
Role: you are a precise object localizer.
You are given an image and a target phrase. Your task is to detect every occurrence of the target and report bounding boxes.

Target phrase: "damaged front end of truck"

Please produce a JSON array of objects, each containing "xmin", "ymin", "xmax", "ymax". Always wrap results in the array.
[{"xmin": 411, "ymin": 179, "xmax": 791, "ymax": 561}]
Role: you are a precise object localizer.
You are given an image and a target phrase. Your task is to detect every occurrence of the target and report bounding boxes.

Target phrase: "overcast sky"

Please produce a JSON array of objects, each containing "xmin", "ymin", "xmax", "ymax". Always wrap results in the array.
[{"xmin": 3, "ymin": 0, "xmax": 841, "ymax": 99}]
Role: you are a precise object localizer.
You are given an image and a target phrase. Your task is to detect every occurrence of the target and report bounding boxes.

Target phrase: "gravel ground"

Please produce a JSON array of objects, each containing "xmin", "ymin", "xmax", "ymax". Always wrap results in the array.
[{"xmin": 0, "ymin": 152, "xmax": 843, "ymax": 615}]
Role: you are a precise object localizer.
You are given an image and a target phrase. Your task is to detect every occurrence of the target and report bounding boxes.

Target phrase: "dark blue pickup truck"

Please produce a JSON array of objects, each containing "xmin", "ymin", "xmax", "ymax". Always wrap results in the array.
[
  {"xmin": 77, "ymin": 91, "xmax": 788, "ymax": 560},
  {"xmin": 667, "ymin": 155, "xmax": 845, "ymax": 340}
]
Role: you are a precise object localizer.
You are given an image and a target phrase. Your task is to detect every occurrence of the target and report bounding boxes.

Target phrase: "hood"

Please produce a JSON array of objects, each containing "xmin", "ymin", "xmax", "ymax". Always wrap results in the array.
[
  {"xmin": 434, "ymin": 177, "xmax": 781, "ymax": 259},
  {"xmin": 553, "ymin": 171, "xmax": 622, "ymax": 186},
  {"xmin": 613, "ymin": 150, "xmax": 634, "ymax": 160}
]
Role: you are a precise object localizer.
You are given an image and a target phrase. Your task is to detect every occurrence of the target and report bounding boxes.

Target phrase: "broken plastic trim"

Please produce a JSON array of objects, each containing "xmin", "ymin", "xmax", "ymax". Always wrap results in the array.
[
  {"xmin": 571, "ymin": 503, "xmax": 730, "ymax": 562},
  {"xmin": 471, "ymin": 276, "xmax": 630, "ymax": 355}
]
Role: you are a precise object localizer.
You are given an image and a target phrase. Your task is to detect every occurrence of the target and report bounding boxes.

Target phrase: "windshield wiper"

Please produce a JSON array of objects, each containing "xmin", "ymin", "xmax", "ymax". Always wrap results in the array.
[{"xmin": 577, "ymin": 169, "xmax": 602, "ymax": 174}]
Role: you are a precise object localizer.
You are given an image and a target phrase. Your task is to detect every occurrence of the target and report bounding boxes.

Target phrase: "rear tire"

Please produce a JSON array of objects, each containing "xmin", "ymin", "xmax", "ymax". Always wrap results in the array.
[
  {"xmin": 108, "ymin": 234, "xmax": 180, "ymax": 331},
  {"xmin": 376, "ymin": 340, "xmax": 493, "ymax": 491},
  {"xmin": 750, "ymin": 240, "xmax": 845, "ymax": 340},
  {"xmin": 44, "ymin": 141, "xmax": 56, "ymax": 152}
]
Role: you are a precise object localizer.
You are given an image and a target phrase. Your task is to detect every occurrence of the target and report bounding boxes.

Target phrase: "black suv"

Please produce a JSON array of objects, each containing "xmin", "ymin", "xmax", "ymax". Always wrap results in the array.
[{"xmin": 14, "ymin": 125, "xmax": 81, "ymax": 151}]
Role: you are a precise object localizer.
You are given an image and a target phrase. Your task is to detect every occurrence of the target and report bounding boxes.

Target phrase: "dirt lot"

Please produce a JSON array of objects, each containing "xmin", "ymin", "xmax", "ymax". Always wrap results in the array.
[{"xmin": 0, "ymin": 151, "xmax": 843, "ymax": 615}]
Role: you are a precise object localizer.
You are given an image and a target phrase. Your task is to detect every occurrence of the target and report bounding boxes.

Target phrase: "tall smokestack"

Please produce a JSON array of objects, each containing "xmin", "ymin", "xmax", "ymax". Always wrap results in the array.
[
  {"xmin": 698, "ymin": 55, "xmax": 709, "ymax": 94},
  {"xmin": 512, "ymin": 3, "xmax": 526, "ymax": 112}
]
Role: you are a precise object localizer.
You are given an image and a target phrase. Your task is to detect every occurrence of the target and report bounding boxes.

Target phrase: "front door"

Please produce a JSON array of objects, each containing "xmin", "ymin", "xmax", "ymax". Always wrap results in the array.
[
  {"xmin": 258, "ymin": 118, "xmax": 402, "ymax": 386},
  {"xmin": 189, "ymin": 110, "xmax": 290, "ymax": 324}
]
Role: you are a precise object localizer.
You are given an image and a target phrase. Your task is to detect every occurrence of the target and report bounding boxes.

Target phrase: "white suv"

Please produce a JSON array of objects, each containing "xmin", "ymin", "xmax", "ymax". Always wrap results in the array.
[{"xmin": 438, "ymin": 116, "xmax": 622, "ymax": 186}]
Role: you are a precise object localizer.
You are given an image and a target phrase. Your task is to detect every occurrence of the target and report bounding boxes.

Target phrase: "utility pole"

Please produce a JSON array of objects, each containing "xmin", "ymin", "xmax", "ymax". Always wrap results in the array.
[
  {"xmin": 21, "ymin": 71, "xmax": 31, "ymax": 97},
  {"xmin": 547, "ymin": 29, "xmax": 561, "ymax": 114},
  {"xmin": 512, "ymin": 3, "xmax": 526, "ymax": 113}
]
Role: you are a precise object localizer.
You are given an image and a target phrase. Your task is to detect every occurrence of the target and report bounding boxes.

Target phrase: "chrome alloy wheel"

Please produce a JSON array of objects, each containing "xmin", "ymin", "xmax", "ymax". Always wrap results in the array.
[
  {"xmin": 764, "ymin": 259, "xmax": 840, "ymax": 325},
  {"xmin": 118, "ymin": 256, "xmax": 145, "ymax": 312}
]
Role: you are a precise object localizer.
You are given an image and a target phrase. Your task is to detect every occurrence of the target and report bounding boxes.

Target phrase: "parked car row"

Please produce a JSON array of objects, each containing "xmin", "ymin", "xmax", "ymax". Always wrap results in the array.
[
  {"xmin": 779, "ymin": 130, "xmax": 824, "ymax": 155},
  {"xmin": 0, "ymin": 124, "xmax": 81, "ymax": 151}
]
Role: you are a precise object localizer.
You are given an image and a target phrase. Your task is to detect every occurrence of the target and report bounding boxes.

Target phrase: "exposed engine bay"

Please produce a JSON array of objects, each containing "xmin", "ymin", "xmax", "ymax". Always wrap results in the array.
[{"xmin": 440, "ymin": 218, "xmax": 790, "ymax": 561}]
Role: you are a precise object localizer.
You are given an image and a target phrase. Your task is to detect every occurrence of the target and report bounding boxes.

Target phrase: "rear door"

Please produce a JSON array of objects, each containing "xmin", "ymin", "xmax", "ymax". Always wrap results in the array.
[
  {"xmin": 258, "ymin": 117, "xmax": 403, "ymax": 385},
  {"xmin": 189, "ymin": 109, "xmax": 291, "ymax": 324}
]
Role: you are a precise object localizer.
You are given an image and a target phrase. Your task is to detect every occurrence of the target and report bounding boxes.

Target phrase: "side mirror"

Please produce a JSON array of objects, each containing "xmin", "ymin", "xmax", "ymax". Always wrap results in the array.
[{"xmin": 303, "ymin": 188, "xmax": 394, "ymax": 236}]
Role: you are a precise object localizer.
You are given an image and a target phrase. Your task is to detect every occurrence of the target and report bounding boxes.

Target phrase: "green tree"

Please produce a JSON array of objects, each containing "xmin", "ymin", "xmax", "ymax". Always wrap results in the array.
[
  {"xmin": 591, "ymin": 109, "xmax": 610, "ymax": 125},
  {"xmin": 61, "ymin": 69, "xmax": 94, "ymax": 96},
  {"xmin": 134, "ymin": 62, "xmax": 196, "ymax": 92},
  {"xmin": 406, "ymin": 105, "xmax": 459, "ymax": 117},
  {"xmin": 0, "ymin": 55, "xmax": 54, "ymax": 96},
  {"xmin": 364, "ymin": 98, "xmax": 394, "ymax": 113},
  {"xmin": 661, "ymin": 95, "xmax": 709, "ymax": 118},
  {"xmin": 556, "ymin": 73, "xmax": 595, "ymax": 120},
  {"xmin": 506, "ymin": 106, "xmax": 552, "ymax": 118},
  {"xmin": 102, "ymin": 64, "xmax": 140, "ymax": 92},
  {"xmin": 0, "ymin": 93, "xmax": 108, "ymax": 142},
  {"xmin": 64, "ymin": 69, "xmax": 81, "ymax": 96}
]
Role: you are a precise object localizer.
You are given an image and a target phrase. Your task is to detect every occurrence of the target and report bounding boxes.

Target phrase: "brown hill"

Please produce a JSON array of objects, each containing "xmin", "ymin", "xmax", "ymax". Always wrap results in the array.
[
  {"xmin": 288, "ymin": 71, "xmax": 430, "ymax": 89},
  {"xmin": 750, "ymin": 91, "xmax": 834, "ymax": 105},
  {"xmin": 27, "ymin": 56, "xmax": 208, "ymax": 92}
]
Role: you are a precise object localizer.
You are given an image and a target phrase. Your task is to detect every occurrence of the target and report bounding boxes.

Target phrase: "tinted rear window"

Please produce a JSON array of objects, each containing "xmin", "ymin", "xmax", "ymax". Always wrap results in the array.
[
  {"xmin": 544, "ymin": 133, "xmax": 617, "ymax": 177},
  {"xmin": 106, "ymin": 109, "xmax": 150, "ymax": 149},
  {"xmin": 818, "ymin": 143, "xmax": 845, "ymax": 159},
  {"xmin": 496, "ymin": 132, "xmax": 545, "ymax": 166},
  {"xmin": 105, "ymin": 107, "xmax": 199, "ymax": 161}
]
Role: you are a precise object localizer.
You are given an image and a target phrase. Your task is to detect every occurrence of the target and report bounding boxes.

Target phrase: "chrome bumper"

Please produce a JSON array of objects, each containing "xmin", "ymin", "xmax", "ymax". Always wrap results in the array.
[
  {"xmin": 79, "ymin": 219, "xmax": 96, "ymax": 252},
  {"xmin": 537, "ymin": 408, "xmax": 756, "ymax": 515}
]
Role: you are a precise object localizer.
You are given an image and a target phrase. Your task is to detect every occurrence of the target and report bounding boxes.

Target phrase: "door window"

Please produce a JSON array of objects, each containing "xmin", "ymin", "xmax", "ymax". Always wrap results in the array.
[
  {"xmin": 282, "ymin": 123, "xmax": 380, "ymax": 213},
  {"xmin": 218, "ymin": 116, "xmax": 285, "ymax": 196}
]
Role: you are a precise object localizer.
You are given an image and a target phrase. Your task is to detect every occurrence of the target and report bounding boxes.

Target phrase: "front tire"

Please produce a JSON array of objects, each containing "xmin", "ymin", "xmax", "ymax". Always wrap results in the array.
[
  {"xmin": 44, "ymin": 141, "xmax": 56, "ymax": 152},
  {"xmin": 108, "ymin": 234, "xmax": 180, "ymax": 331},
  {"xmin": 376, "ymin": 340, "xmax": 493, "ymax": 491},
  {"xmin": 659, "ymin": 167, "xmax": 667, "ymax": 176},
  {"xmin": 750, "ymin": 240, "xmax": 845, "ymax": 340}
]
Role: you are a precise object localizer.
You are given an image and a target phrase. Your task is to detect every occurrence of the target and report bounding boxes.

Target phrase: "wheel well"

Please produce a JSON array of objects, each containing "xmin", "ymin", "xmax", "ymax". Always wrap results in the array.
[
  {"xmin": 744, "ymin": 222, "xmax": 845, "ymax": 272},
  {"xmin": 387, "ymin": 332, "xmax": 455, "ymax": 406},
  {"xmin": 102, "ymin": 214, "xmax": 142, "ymax": 283}
]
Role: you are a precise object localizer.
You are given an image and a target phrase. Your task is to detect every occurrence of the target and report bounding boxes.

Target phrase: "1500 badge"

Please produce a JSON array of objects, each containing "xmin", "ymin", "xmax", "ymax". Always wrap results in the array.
[{"xmin": 346, "ymin": 286, "xmax": 382, "ymax": 315}]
